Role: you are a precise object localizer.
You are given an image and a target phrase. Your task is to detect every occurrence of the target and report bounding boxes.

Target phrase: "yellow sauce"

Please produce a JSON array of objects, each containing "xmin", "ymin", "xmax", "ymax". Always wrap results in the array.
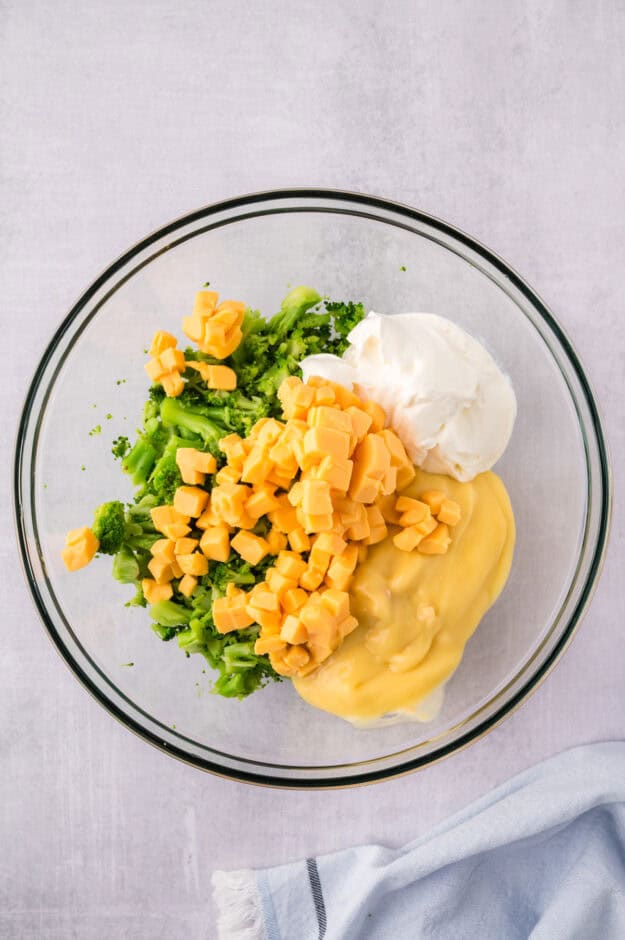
[{"xmin": 293, "ymin": 468, "xmax": 515, "ymax": 722}]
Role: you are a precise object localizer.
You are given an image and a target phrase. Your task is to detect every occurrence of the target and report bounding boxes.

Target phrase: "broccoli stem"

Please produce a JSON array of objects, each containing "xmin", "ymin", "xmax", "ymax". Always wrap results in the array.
[
  {"xmin": 123, "ymin": 437, "xmax": 157, "ymax": 485},
  {"xmin": 267, "ymin": 286, "xmax": 322, "ymax": 338},
  {"xmin": 160, "ymin": 397, "xmax": 227, "ymax": 445}
]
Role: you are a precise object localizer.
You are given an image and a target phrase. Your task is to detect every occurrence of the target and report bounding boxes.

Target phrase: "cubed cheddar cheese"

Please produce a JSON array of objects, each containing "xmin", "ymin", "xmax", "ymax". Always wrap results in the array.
[
  {"xmin": 174, "ymin": 536, "xmax": 198, "ymax": 555},
  {"xmin": 230, "ymin": 531, "xmax": 269, "ymax": 566},
  {"xmin": 276, "ymin": 551, "xmax": 308, "ymax": 581},
  {"xmin": 345, "ymin": 405, "xmax": 372, "ymax": 442},
  {"xmin": 266, "ymin": 527, "xmax": 288, "ymax": 554},
  {"xmin": 199, "ymin": 525, "xmax": 231, "ymax": 561},
  {"xmin": 192, "ymin": 289, "xmax": 219, "ymax": 316},
  {"xmin": 151, "ymin": 505, "xmax": 191, "ymax": 537},
  {"xmin": 241, "ymin": 445, "xmax": 272, "ymax": 486},
  {"xmin": 213, "ymin": 595, "xmax": 255, "ymax": 634},
  {"xmin": 203, "ymin": 364, "xmax": 237, "ymax": 390},
  {"xmin": 303, "ymin": 426, "xmax": 350, "ymax": 464},
  {"xmin": 215, "ymin": 465, "xmax": 242, "ymax": 486},
  {"xmin": 361, "ymin": 399, "xmax": 386, "ymax": 432},
  {"xmin": 376, "ymin": 493, "xmax": 402, "ymax": 525},
  {"xmin": 325, "ymin": 543, "xmax": 359, "ymax": 590},
  {"xmin": 159, "ymin": 346, "xmax": 186, "ymax": 373},
  {"xmin": 245, "ymin": 485, "xmax": 280, "ymax": 520},
  {"xmin": 147, "ymin": 555, "xmax": 173, "ymax": 584},
  {"xmin": 437, "ymin": 498, "xmax": 461, "ymax": 527},
  {"xmin": 418, "ymin": 523, "xmax": 451, "ymax": 555},
  {"xmin": 210, "ymin": 483, "xmax": 250, "ymax": 527},
  {"xmin": 151, "ymin": 538, "xmax": 176, "ymax": 563},
  {"xmin": 177, "ymin": 552, "xmax": 208, "ymax": 576},
  {"xmin": 61, "ymin": 526, "xmax": 99, "ymax": 571},
  {"xmin": 307, "ymin": 405, "xmax": 352, "ymax": 433},
  {"xmin": 396, "ymin": 496, "xmax": 431, "ymax": 527},
  {"xmin": 142, "ymin": 579, "xmax": 173, "ymax": 604},
  {"xmin": 314, "ymin": 455, "xmax": 353, "ymax": 492},
  {"xmin": 254, "ymin": 634, "xmax": 287, "ymax": 655},
  {"xmin": 161, "ymin": 373, "xmax": 185, "ymax": 398},
  {"xmin": 300, "ymin": 479, "xmax": 333, "ymax": 515},
  {"xmin": 287, "ymin": 527, "xmax": 310, "ymax": 553},
  {"xmin": 420, "ymin": 489, "xmax": 446, "ymax": 515},
  {"xmin": 282, "ymin": 586, "xmax": 309, "ymax": 614},
  {"xmin": 280, "ymin": 615, "xmax": 309, "ymax": 645},
  {"xmin": 173, "ymin": 485, "xmax": 209, "ymax": 518},
  {"xmin": 178, "ymin": 574, "xmax": 198, "ymax": 597},
  {"xmin": 149, "ymin": 330, "xmax": 177, "ymax": 357}
]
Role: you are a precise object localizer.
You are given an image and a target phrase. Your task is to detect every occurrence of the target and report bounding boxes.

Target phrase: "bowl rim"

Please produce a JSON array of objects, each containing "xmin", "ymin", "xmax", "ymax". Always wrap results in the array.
[{"xmin": 14, "ymin": 187, "xmax": 612, "ymax": 788}]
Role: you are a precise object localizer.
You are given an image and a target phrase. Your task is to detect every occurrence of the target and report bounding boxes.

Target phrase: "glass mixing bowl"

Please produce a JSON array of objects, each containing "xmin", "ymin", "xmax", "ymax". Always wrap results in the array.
[{"xmin": 15, "ymin": 190, "xmax": 611, "ymax": 787}]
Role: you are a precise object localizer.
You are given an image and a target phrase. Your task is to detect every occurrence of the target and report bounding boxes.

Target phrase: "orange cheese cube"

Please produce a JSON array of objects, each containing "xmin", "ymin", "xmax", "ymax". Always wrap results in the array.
[
  {"xmin": 145, "ymin": 357, "xmax": 168, "ymax": 382},
  {"xmin": 162, "ymin": 521, "xmax": 191, "ymax": 540},
  {"xmin": 300, "ymin": 479, "xmax": 333, "ymax": 515},
  {"xmin": 174, "ymin": 536, "xmax": 198, "ymax": 555},
  {"xmin": 241, "ymin": 445, "xmax": 272, "ymax": 486},
  {"xmin": 282, "ymin": 587, "xmax": 309, "ymax": 614},
  {"xmin": 280, "ymin": 615, "xmax": 309, "ymax": 645},
  {"xmin": 245, "ymin": 485, "xmax": 280, "ymax": 520},
  {"xmin": 266, "ymin": 567, "xmax": 297, "ymax": 598},
  {"xmin": 159, "ymin": 346, "xmax": 186, "ymax": 373},
  {"xmin": 173, "ymin": 485, "xmax": 209, "ymax": 518},
  {"xmin": 149, "ymin": 330, "xmax": 177, "ymax": 357},
  {"xmin": 61, "ymin": 526, "xmax": 100, "ymax": 571},
  {"xmin": 313, "ymin": 531, "xmax": 347, "ymax": 560},
  {"xmin": 376, "ymin": 493, "xmax": 402, "ymax": 525},
  {"xmin": 161, "ymin": 373, "xmax": 185, "ymax": 397},
  {"xmin": 178, "ymin": 574, "xmax": 198, "ymax": 597},
  {"xmin": 194, "ymin": 452, "xmax": 217, "ymax": 474},
  {"xmin": 380, "ymin": 466, "xmax": 398, "ymax": 495},
  {"xmin": 393, "ymin": 526, "xmax": 424, "ymax": 552},
  {"xmin": 313, "ymin": 384, "xmax": 336, "ymax": 406},
  {"xmin": 197, "ymin": 364, "xmax": 236, "ymax": 390},
  {"xmin": 151, "ymin": 505, "xmax": 190, "ymax": 534},
  {"xmin": 254, "ymin": 635, "xmax": 287, "ymax": 655},
  {"xmin": 420, "ymin": 490, "xmax": 446, "ymax": 515},
  {"xmin": 314, "ymin": 455, "xmax": 353, "ymax": 492},
  {"xmin": 177, "ymin": 552, "xmax": 208, "ymax": 576},
  {"xmin": 231, "ymin": 531, "xmax": 269, "ymax": 566},
  {"xmin": 364, "ymin": 523, "xmax": 388, "ymax": 545},
  {"xmin": 417, "ymin": 523, "xmax": 451, "ymax": 555},
  {"xmin": 320, "ymin": 588, "xmax": 350, "ymax": 622},
  {"xmin": 213, "ymin": 596, "xmax": 255, "ymax": 634},
  {"xmin": 182, "ymin": 315, "xmax": 204, "ymax": 344},
  {"xmin": 379, "ymin": 428, "xmax": 409, "ymax": 465},
  {"xmin": 254, "ymin": 419, "xmax": 285, "ymax": 448},
  {"xmin": 345, "ymin": 504, "xmax": 371, "ymax": 541},
  {"xmin": 150, "ymin": 538, "xmax": 176, "ymax": 563},
  {"xmin": 247, "ymin": 604, "xmax": 282, "ymax": 632},
  {"xmin": 147, "ymin": 555, "xmax": 173, "ymax": 584},
  {"xmin": 192, "ymin": 289, "xmax": 219, "ymax": 316},
  {"xmin": 268, "ymin": 499, "xmax": 299, "ymax": 533},
  {"xmin": 307, "ymin": 405, "xmax": 352, "ymax": 433},
  {"xmin": 288, "ymin": 527, "xmax": 310, "ymax": 553},
  {"xmin": 348, "ymin": 463, "xmax": 380, "ymax": 504},
  {"xmin": 215, "ymin": 465, "xmax": 242, "ymax": 486},
  {"xmin": 354, "ymin": 434, "xmax": 391, "ymax": 481},
  {"xmin": 397, "ymin": 497, "xmax": 431, "ymax": 527},
  {"xmin": 210, "ymin": 483, "xmax": 250, "ymax": 527},
  {"xmin": 361, "ymin": 399, "xmax": 386, "ymax": 432},
  {"xmin": 142, "ymin": 579, "xmax": 173, "ymax": 604},
  {"xmin": 266, "ymin": 527, "xmax": 288, "ymax": 555},
  {"xmin": 437, "ymin": 498, "xmax": 461, "ymax": 527},
  {"xmin": 268, "ymin": 440, "xmax": 298, "ymax": 474},
  {"xmin": 276, "ymin": 551, "xmax": 308, "ymax": 581},
  {"xmin": 199, "ymin": 525, "xmax": 230, "ymax": 561},
  {"xmin": 335, "ymin": 496, "xmax": 361, "ymax": 526},
  {"xmin": 248, "ymin": 585, "xmax": 280, "ymax": 611},
  {"xmin": 284, "ymin": 636, "xmax": 311, "ymax": 664},
  {"xmin": 365, "ymin": 504, "xmax": 385, "ymax": 529},
  {"xmin": 325, "ymin": 543, "xmax": 359, "ymax": 590},
  {"xmin": 345, "ymin": 406, "xmax": 372, "ymax": 442},
  {"xmin": 396, "ymin": 463, "xmax": 417, "ymax": 490},
  {"xmin": 299, "ymin": 566, "xmax": 325, "ymax": 591},
  {"xmin": 219, "ymin": 434, "xmax": 247, "ymax": 464},
  {"xmin": 300, "ymin": 601, "xmax": 335, "ymax": 637},
  {"xmin": 301, "ymin": 512, "xmax": 335, "ymax": 534},
  {"xmin": 171, "ymin": 559, "xmax": 184, "ymax": 579},
  {"xmin": 337, "ymin": 615, "xmax": 359, "ymax": 639},
  {"xmin": 176, "ymin": 449, "xmax": 204, "ymax": 486},
  {"xmin": 303, "ymin": 426, "xmax": 350, "ymax": 464}
]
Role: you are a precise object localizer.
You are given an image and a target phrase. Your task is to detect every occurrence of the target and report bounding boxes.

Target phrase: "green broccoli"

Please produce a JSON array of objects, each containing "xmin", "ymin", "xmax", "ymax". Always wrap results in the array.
[
  {"xmin": 146, "ymin": 435, "xmax": 184, "ymax": 503},
  {"xmin": 122, "ymin": 436, "xmax": 157, "ymax": 485},
  {"xmin": 92, "ymin": 501, "xmax": 126, "ymax": 554}
]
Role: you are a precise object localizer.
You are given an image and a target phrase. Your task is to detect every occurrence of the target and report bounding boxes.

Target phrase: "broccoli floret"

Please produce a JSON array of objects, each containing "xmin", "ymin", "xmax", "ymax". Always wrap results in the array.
[
  {"xmin": 111, "ymin": 435, "xmax": 130, "ymax": 460},
  {"xmin": 146, "ymin": 435, "xmax": 184, "ymax": 503},
  {"xmin": 93, "ymin": 501, "xmax": 126, "ymax": 554},
  {"xmin": 150, "ymin": 599, "xmax": 192, "ymax": 628},
  {"xmin": 160, "ymin": 396, "xmax": 228, "ymax": 448},
  {"xmin": 267, "ymin": 286, "xmax": 322, "ymax": 339}
]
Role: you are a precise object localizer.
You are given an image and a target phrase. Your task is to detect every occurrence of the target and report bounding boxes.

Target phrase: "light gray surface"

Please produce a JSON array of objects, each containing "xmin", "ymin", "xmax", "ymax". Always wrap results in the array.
[{"xmin": 2, "ymin": 2, "xmax": 624, "ymax": 937}]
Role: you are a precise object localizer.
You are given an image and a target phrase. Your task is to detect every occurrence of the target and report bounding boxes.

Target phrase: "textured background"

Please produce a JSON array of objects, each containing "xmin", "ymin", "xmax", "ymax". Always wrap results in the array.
[{"xmin": 2, "ymin": 2, "xmax": 624, "ymax": 937}]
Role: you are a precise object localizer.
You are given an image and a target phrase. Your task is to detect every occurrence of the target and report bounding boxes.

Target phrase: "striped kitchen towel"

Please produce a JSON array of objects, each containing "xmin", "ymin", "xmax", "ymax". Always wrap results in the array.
[{"xmin": 212, "ymin": 741, "xmax": 625, "ymax": 939}]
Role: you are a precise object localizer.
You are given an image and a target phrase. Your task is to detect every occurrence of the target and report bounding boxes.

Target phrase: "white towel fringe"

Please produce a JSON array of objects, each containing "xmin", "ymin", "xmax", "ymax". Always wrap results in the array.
[{"xmin": 212, "ymin": 868, "xmax": 266, "ymax": 940}]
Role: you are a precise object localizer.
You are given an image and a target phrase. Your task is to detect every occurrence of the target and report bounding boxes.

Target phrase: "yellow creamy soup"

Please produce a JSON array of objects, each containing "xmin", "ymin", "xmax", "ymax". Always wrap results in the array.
[{"xmin": 293, "ymin": 469, "xmax": 515, "ymax": 721}]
